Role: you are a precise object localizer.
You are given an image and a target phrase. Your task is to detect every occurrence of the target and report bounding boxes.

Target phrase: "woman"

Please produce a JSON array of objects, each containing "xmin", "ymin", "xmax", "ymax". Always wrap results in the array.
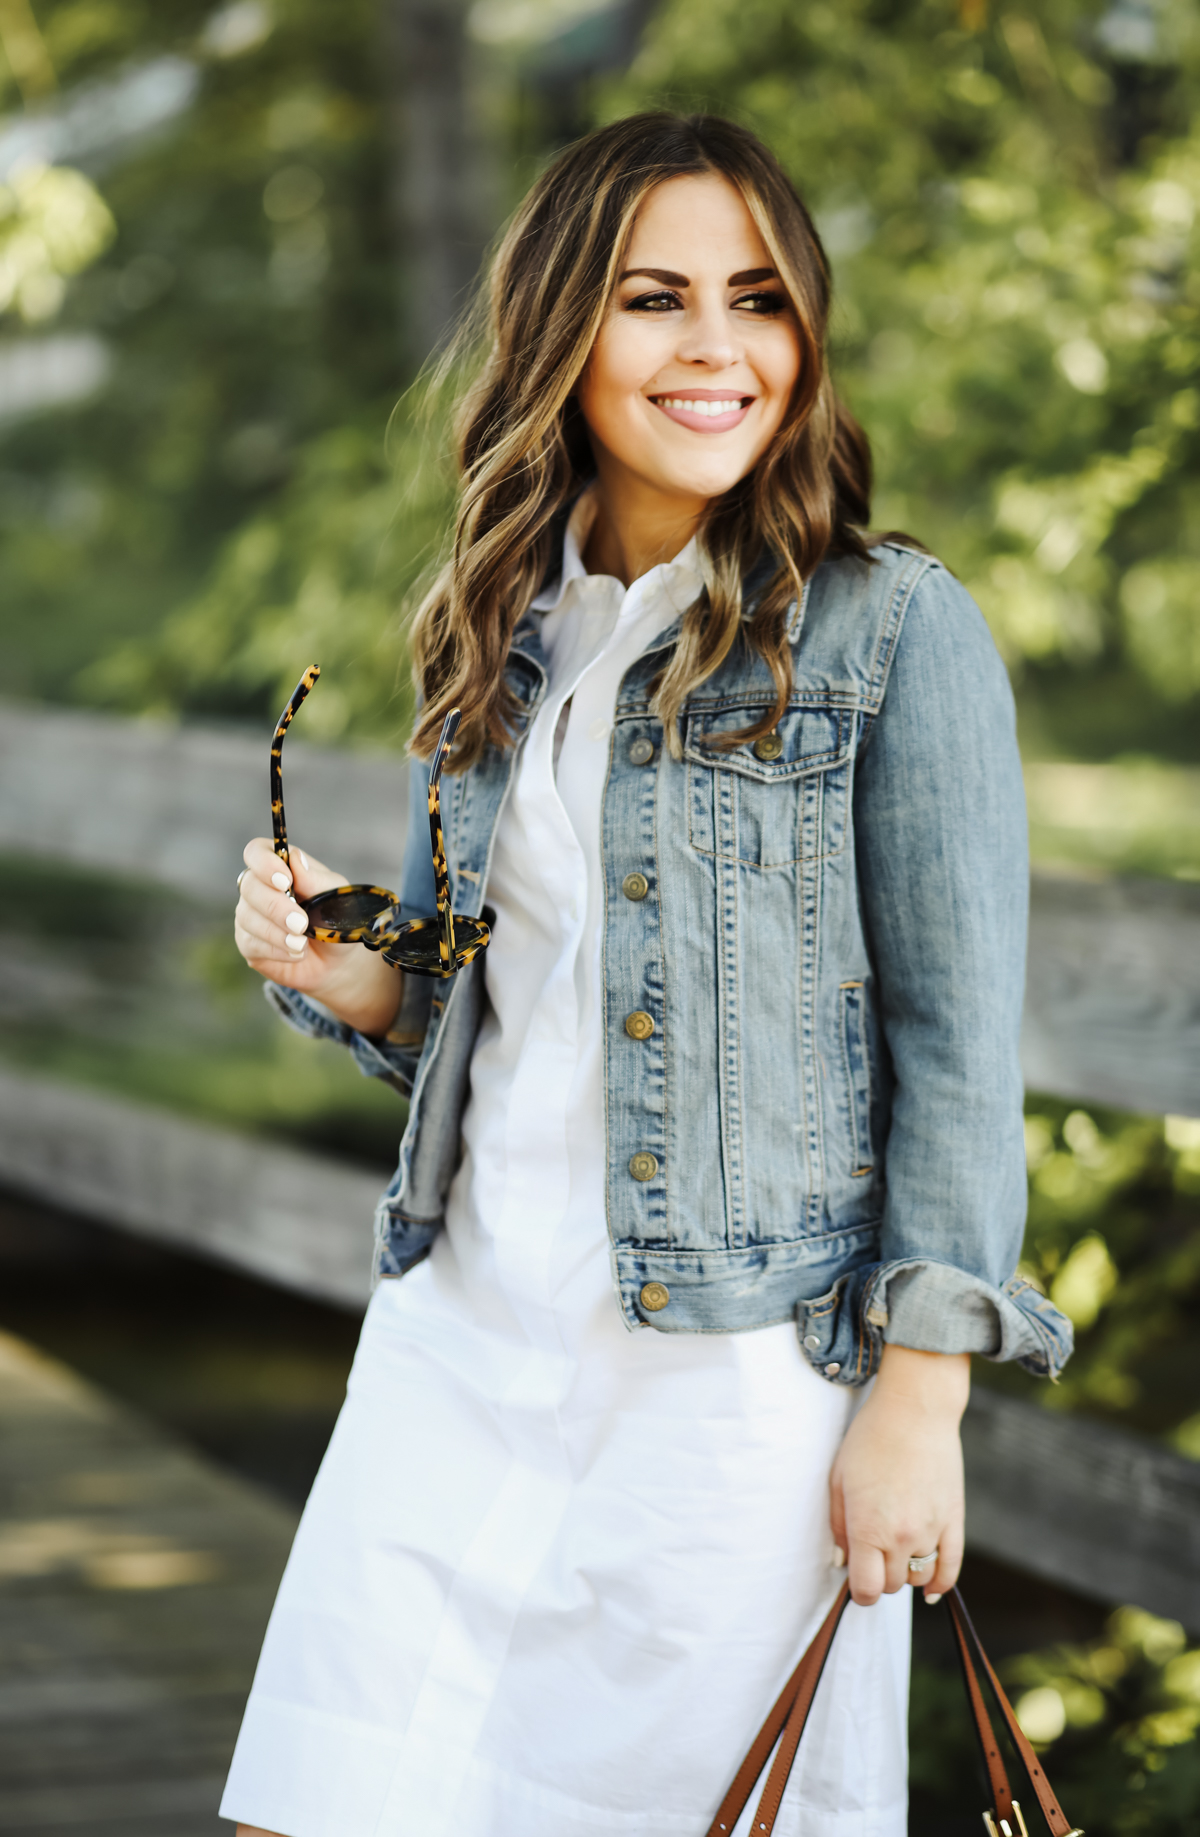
[{"xmin": 223, "ymin": 113, "xmax": 1072, "ymax": 1836}]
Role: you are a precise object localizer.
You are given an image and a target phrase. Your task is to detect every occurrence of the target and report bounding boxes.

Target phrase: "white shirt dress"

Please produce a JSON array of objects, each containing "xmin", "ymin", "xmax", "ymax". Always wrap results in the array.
[{"xmin": 221, "ymin": 496, "xmax": 911, "ymax": 1837}]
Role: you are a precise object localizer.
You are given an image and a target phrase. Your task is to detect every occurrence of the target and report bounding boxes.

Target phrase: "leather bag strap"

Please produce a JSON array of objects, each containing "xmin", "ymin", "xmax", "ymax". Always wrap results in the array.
[
  {"xmin": 705, "ymin": 1584, "xmax": 1082, "ymax": 1837},
  {"xmin": 705, "ymin": 1582, "xmax": 851, "ymax": 1837},
  {"xmin": 947, "ymin": 1590, "xmax": 1082, "ymax": 1837}
]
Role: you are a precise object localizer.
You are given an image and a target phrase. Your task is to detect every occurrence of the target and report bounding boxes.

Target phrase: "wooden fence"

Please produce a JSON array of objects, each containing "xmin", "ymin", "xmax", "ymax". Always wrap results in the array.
[{"xmin": 3, "ymin": 697, "xmax": 1200, "ymax": 1626}]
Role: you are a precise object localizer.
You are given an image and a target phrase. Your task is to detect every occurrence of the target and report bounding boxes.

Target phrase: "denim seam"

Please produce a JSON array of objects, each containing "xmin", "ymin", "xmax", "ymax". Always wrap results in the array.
[{"xmin": 864, "ymin": 552, "xmax": 938, "ymax": 706}]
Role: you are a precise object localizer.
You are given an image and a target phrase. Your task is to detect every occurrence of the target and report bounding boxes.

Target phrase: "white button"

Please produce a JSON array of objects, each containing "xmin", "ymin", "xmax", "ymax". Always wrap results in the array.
[{"xmin": 588, "ymin": 719, "xmax": 610, "ymax": 742}]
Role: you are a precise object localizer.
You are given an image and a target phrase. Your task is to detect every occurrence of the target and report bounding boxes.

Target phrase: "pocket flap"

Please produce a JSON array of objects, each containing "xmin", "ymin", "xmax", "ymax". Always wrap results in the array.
[{"xmin": 683, "ymin": 704, "xmax": 853, "ymax": 782}]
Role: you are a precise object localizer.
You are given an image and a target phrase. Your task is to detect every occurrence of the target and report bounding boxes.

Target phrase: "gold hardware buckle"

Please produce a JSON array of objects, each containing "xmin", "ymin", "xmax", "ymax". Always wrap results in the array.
[
  {"xmin": 983, "ymin": 1805, "xmax": 1031, "ymax": 1837},
  {"xmin": 983, "ymin": 1810, "xmax": 1083, "ymax": 1837}
]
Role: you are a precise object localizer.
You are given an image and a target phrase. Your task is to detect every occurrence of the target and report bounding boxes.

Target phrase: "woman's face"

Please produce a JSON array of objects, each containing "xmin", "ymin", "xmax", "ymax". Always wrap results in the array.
[{"xmin": 576, "ymin": 173, "xmax": 803, "ymax": 511}]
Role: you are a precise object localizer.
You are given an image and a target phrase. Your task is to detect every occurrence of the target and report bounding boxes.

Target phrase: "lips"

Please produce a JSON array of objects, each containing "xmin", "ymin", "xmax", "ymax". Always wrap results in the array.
[{"xmin": 650, "ymin": 391, "xmax": 755, "ymax": 433}]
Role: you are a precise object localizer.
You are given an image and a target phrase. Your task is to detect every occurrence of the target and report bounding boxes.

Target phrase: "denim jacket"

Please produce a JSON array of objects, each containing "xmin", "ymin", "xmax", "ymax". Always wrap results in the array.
[{"xmin": 269, "ymin": 542, "xmax": 1073, "ymax": 1385}]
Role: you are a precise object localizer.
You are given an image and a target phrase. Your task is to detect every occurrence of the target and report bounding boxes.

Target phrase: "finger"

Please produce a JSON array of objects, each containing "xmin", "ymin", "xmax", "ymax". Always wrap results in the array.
[
  {"xmin": 882, "ymin": 1539, "xmax": 918, "ymax": 1596},
  {"xmin": 828, "ymin": 1472, "xmax": 848, "ymax": 1573},
  {"xmin": 244, "ymin": 835, "xmax": 295, "ymax": 895},
  {"xmin": 287, "ymin": 847, "xmax": 348, "ymax": 901},
  {"xmin": 848, "ymin": 1539, "xmax": 885, "ymax": 1608},
  {"xmin": 234, "ymin": 915, "xmax": 308, "ymax": 967},
  {"xmin": 238, "ymin": 868, "xmax": 309, "ymax": 940},
  {"xmin": 923, "ymin": 1521, "xmax": 964, "ymax": 1606},
  {"xmin": 236, "ymin": 885, "xmax": 308, "ymax": 950}
]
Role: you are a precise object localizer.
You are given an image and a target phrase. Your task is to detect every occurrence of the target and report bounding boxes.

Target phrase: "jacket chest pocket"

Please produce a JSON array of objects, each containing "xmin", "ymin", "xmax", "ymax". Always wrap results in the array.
[{"xmin": 683, "ymin": 704, "xmax": 854, "ymax": 868}]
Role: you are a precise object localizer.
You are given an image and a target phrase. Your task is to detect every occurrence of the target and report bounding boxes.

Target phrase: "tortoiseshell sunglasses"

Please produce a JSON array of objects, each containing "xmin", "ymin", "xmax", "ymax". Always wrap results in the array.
[{"xmin": 270, "ymin": 665, "xmax": 490, "ymax": 979}]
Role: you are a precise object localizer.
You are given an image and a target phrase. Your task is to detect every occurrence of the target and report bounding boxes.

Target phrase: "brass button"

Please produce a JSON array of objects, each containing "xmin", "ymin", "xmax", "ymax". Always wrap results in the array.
[
  {"xmin": 754, "ymin": 730, "xmax": 784, "ymax": 761},
  {"xmin": 629, "ymin": 1151, "xmax": 658, "ymax": 1181},
  {"xmin": 640, "ymin": 1281, "xmax": 670, "ymax": 1312},
  {"xmin": 625, "ymin": 1010, "xmax": 655, "ymax": 1040},
  {"xmin": 629, "ymin": 738, "xmax": 655, "ymax": 765},
  {"xmin": 622, "ymin": 871, "xmax": 649, "ymax": 901}
]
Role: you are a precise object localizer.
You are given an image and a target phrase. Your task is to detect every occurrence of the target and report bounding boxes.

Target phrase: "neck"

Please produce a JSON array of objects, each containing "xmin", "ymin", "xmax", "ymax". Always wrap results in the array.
[{"xmin": 581, "ymin": 468, "xmax": 708, "ymax": 587}]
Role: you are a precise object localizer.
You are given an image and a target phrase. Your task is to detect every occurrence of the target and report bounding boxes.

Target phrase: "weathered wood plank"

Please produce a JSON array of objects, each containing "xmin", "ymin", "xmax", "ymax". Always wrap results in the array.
[
  {"xmin": 1023, "ymin": 870, "xmax": 1200, "ymax": 1119},
  {"xmin": 3, "ymin": 699, "xmax": 1198, "ymax": 1116},
  {"xmin": 0, "ymin": 1066, "xmax": 377, "ymax": 1311},
  {"xmin": 963, "ymin": 1386, "xmax": 1200, "ymax": 1631},
  {"xmin": 0, "ymin": 697, "xmax": 409, "ymax": 900},
  {"xmin": 0, "ymin": 1328, "xmax": 297, "ymax": 1835}
]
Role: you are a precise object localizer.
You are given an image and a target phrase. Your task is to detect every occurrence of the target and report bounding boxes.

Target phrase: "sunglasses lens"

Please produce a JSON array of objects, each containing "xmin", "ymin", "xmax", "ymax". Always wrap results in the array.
[
  {"xmin": 377, "ymin": 914, "xmax": 490, "ymax": 977},
  {"xmin": 302, "ymin": 884, "xmax": 397, "ymax": 939}
]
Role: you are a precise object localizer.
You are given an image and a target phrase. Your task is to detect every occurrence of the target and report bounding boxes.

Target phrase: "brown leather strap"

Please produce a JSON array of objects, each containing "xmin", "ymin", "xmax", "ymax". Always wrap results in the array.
[
  {"xmin": 707, "ymin": 1585, "xmax": 1082, "ymax": 1837},
  {"xmin": 948, "ymin": 1590, "xmax": 1081, "ymax": 1837},
  {"xmin": 946, "ymin": 1590, "xmax": 1018, "ymax": 1828},
  {"xmin": 704, "ymin": 1583, "xmax": 850, "ymax": 1837}
]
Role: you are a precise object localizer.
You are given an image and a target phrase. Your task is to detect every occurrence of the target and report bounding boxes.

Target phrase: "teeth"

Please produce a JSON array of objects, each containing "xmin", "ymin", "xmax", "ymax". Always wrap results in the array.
[{"xmin": 659, "ymin": 397, "xmax": 744, "ymax": 417}]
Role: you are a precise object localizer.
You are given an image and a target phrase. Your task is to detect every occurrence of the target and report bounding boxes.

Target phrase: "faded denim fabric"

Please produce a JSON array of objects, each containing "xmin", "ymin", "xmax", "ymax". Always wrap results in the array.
[{"xmin": 268, "ymin": 543, "xmax": 1073, "ymax": 1385}]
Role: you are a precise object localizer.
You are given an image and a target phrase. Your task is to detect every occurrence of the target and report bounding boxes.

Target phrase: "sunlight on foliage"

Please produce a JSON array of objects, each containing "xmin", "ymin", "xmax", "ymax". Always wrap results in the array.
[
  {"xmin": 0, "ymin": 163, "xmax": 114, "ymax": 321},
  {"xmin": 603, "ymin": 0, "xmax": 1200, "ymax": 753},
  {"xmin": 1004, "ymin": 1097, "xmax": 1200, "ymax": 1431},
  {"xmin": 77, "ymin": 382, "xmax": 458, "ymax": 746}
]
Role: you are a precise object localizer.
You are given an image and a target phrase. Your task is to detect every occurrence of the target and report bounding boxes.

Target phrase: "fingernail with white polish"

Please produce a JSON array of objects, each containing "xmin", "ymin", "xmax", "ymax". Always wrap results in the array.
[
  {"xmin": 286, "ymin": 933, "xmax": 306, "ymax": 951},
  {"xmin": 285, "ymin": 910, "xmax": 308, "ymax": 933},
  {"xmin": 924, "ymin": 1593, "xmax": 942, "ymax": 1606},
  {"xmin": 272, "ymin": 872, "xmax": 292, "ymax": 892},
  {"xmin": 832, "ymin": 1546, "xmax": 846, "ymax": 1568},
  {"xmin": 299, "ymin": 851, "xmax": 309, "ymax": 869}
]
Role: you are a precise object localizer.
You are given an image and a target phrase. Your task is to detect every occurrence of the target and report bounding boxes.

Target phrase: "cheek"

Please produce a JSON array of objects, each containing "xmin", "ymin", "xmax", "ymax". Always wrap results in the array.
[{"xmin": 578, "ymin": 323, "xmax": 650, "ymax": 436}]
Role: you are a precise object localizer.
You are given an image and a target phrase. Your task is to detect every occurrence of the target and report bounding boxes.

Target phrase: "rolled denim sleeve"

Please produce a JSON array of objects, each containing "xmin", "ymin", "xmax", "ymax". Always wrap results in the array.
[
  {"xmin": 851, "ymin": 565, "xmax": 1073, "ymax": 1379},
  {"xmin": 262, "ymin": 744, "xmax": 436, "ymax": 1097}
]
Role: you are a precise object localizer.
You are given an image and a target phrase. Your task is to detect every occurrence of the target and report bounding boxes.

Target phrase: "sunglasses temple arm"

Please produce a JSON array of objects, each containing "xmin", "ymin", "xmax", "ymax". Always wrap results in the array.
[
  {"xmin": 270, "ymin": 666, "xmax": 321, "ymax": 866},
  {"xmin": 427, "ymin": 709, "xmax": 461, "ymax": 968}
]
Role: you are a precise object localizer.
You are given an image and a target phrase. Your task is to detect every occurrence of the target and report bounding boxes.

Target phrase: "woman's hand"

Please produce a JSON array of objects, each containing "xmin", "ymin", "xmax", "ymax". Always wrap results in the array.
[
  {"xmin": 234, "ymin": 836, "xmax": 403, "ymax": 1038},
  {"xmin": 829, "ymin": 1344, "xmax": 969, "ymax": 1607}
]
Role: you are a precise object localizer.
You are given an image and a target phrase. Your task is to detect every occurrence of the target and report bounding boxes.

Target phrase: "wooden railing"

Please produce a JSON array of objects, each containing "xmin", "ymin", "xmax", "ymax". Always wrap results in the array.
[{"xmin": 2, "ymin": 698, "xmax": 1199, "ymax": 1626}]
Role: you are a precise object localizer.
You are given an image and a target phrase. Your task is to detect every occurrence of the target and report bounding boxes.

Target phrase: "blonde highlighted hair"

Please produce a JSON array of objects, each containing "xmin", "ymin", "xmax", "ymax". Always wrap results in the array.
[{"xmin": 410, "ymin": 111, "xmax": 874, "ymax": 767}]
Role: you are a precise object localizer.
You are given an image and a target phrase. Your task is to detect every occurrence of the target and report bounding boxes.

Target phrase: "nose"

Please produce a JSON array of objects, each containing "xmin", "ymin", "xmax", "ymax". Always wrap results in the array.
[{"xmin": 675, "ymin": 292, "xmax": 741, "ymax": 371}]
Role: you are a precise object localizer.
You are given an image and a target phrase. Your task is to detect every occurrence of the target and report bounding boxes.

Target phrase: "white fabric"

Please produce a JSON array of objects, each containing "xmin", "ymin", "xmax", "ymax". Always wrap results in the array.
[{"xmin": 221, "ymin": 493, "xmax": 911, "ymax": 1837}]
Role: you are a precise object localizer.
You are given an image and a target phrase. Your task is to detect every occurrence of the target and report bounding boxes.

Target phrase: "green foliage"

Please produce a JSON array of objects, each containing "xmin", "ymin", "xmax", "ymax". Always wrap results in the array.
[
  {"xmin": 971, "ymin": 1096, "xmax": 1200, "ymax": 1443},
  {"xmin": 603, "ymin": 0, "xmax": 1200, "ymax": 764},
  {"xmin": 1, "ymin": 0, "xmax": 403, "ymax": 713},
  {"xmin": 78, "ymin": 391, "xmax": 455, "ymax": 743},
  {"xmin": 912, "ymin": 1603, "xmax": 1200, "ymax": 1834},
  {"xmin": 0, "ymin": 161, "xmax": 114, "ymax": 318}
]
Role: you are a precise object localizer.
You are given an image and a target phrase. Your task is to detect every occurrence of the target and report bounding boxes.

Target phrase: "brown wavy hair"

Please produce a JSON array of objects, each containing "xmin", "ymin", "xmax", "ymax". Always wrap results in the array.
[{"xmin": 409, "ymin": 111, "xmax": 874, "ymax": 767}]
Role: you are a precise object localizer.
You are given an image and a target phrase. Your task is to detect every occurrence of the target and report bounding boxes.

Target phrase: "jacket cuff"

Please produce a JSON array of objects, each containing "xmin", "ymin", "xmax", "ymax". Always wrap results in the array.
[
  {"xmin": 263, "ymin": 982, "xmax": 417, "ymax": 1092},
  {"xmin": 868, "ymin": 1258, "xmax": 1074, "ymax": 1378},
  {"xmin": 795, "ymin": 1257, "xmax": 1074, "ymax": 1386}
]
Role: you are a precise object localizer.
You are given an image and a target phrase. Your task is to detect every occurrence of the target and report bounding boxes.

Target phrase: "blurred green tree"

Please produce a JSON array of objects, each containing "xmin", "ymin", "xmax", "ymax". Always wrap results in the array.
[
  {"xmin": 3, "ymin": 0, "xmax": 1199, "ymax": 765},
  {"xmin": 602, "ymin": 0, "xmax": 1200, "ymax": 765}
]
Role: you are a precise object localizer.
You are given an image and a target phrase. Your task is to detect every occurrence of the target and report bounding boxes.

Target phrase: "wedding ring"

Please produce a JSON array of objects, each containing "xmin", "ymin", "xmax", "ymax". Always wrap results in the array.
[
  {"xmin": 908, "ymin": 1551, "xmax": 938, "ymax": 1571},
  {"xmin": 236, "ymin": 869, "xmax": 248, "ymax": 888}
]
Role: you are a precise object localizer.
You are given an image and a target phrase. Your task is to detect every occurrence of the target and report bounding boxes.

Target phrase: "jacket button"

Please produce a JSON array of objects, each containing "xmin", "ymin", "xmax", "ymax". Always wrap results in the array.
[
  {"xmin": 629, "ymin": 738, "xmax": 655, "ymax": 765},
  {"xmin": 622, "ymin": 871, "xmax": 649, "ymax": 901},
  {"xmin": 802, "ymin": 1333, "xmax": 820, "ymax": 1351},
  {"xmin": 640, "ymin": 1281, "xmax": 670, "ymax": 1311},
  {"xmin": 625, "ymin": 1010, "xmax": 655, "ymax": 1040},
  {"xmin": 754, "ymin": 730, "xmax": 784, "ymax": 761},
  {"xmin": 825, "ymin": 1362, "xmax": 842, "ymax": 1377},
  {"xmin": 629, "ymin": 1151, "xmax": 658, "ymax": 1181}
]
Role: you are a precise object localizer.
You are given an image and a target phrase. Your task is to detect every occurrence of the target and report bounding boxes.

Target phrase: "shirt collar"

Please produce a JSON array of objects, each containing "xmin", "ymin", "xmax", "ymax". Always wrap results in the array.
[{"xmin": 530, "ymin": 485, "xmax": 705, "ymax": 615}]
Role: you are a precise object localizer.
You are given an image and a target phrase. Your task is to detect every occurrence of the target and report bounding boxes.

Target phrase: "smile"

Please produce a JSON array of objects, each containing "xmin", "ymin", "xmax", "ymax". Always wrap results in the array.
[{"xmin": 650, "ymin": 393, "xmax": 754, "ymax": 432}]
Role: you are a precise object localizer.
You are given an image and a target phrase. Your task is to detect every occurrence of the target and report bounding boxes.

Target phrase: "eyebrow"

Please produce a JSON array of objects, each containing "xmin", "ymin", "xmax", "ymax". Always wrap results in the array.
[{"xmin": 619, "ymin": 266, "xmax": 780, "ymax": 287}]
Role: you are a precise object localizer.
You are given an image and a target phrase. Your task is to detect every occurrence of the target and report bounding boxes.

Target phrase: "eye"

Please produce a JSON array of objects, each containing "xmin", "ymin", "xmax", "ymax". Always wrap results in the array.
[
  {"xmin": 733, "ymin": 290, "xmax": 788, "ymax": 316},
  {"xmin": 623, "ymin": 289, "xmax": 683, "ymax": 314}
]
